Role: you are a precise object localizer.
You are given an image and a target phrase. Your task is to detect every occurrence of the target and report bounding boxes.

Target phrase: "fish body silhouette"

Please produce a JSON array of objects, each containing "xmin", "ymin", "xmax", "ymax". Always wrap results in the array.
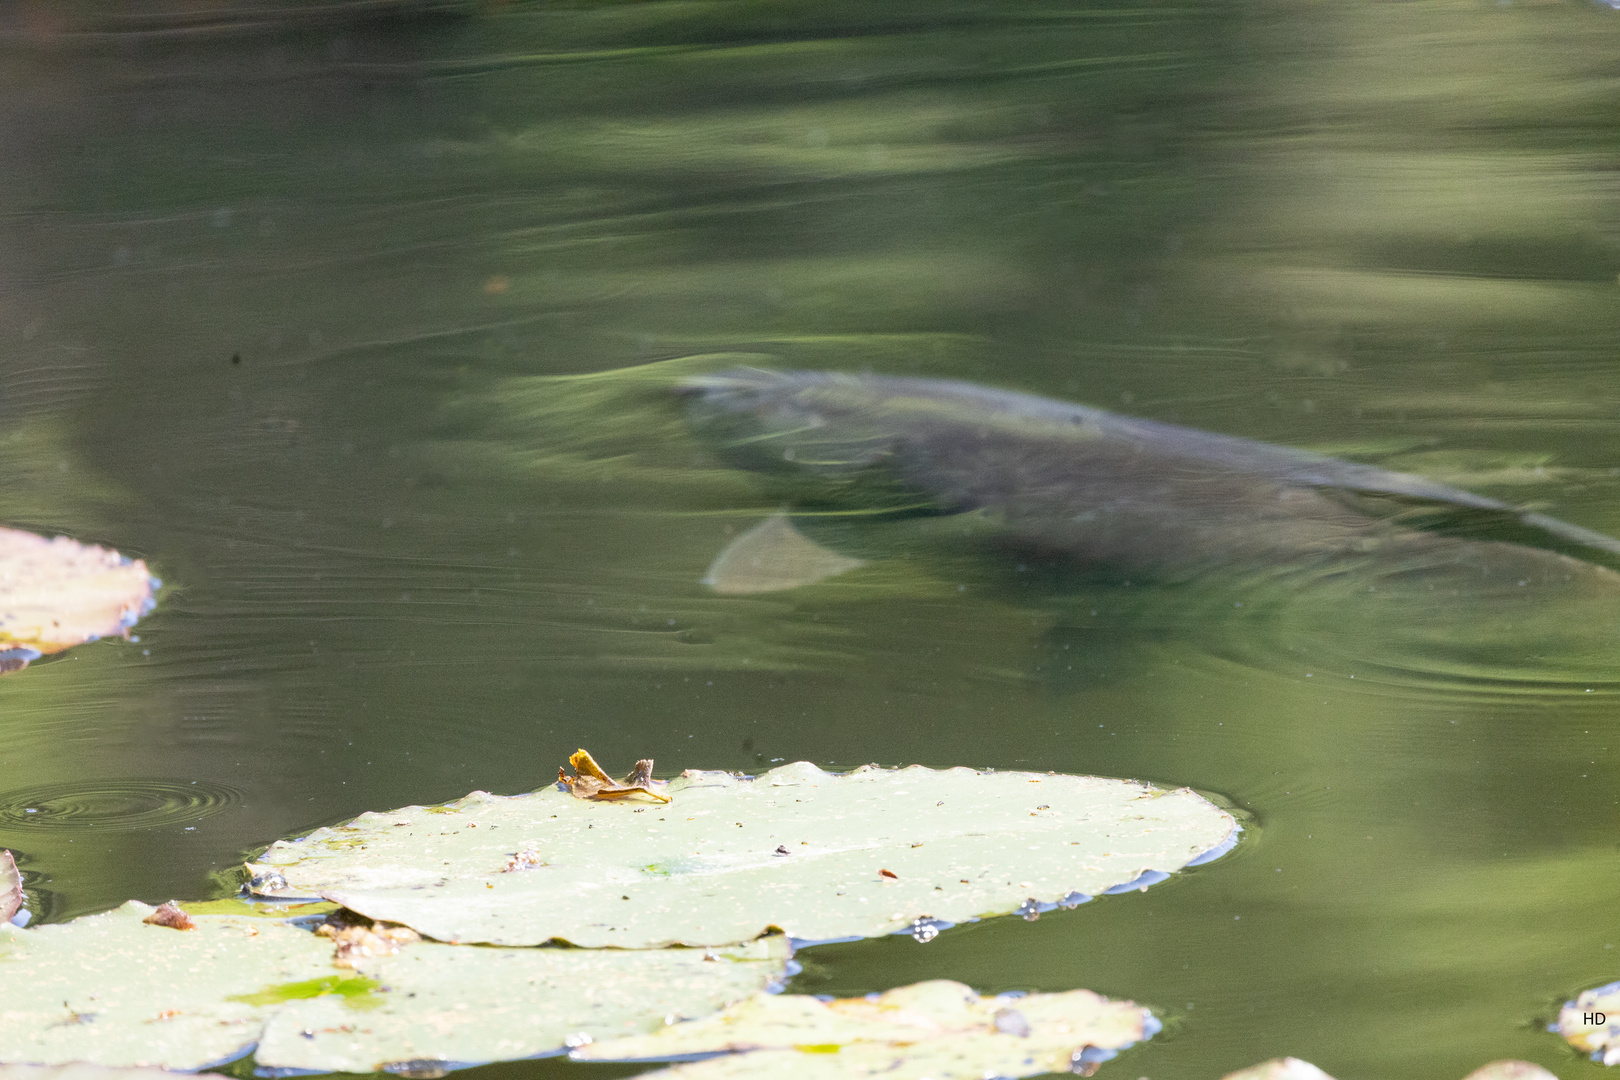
[{"xmin": 682, "ymin": 368, "xmax": 1620, "ymax": 586}]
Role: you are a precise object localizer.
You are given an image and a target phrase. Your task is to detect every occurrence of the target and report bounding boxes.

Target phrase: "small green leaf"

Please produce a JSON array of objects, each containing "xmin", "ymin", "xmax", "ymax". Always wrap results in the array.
[{"xmin": 227, "ymin": 974, "xmax": 383, "ymax": 1008}]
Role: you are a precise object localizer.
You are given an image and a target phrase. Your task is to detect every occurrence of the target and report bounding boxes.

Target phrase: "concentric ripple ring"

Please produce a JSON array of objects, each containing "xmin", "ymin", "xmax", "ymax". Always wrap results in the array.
[{"xmin": 0, "ymin": 779, "xmax": 241, "ymax": 831}]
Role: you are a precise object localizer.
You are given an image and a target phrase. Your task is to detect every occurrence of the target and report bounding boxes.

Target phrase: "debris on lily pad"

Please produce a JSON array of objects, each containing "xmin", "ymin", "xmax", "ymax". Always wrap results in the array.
[
  {"xmin": 0, "ymin": 527, "xmax": 156, "ymax": 674},
  {"xmin": 0, "ymin": 900, "xmax": 790, "ymax": 1073},
  {"xmin": 246, "ymin": 761, "xmax": 1239, "ymax": 949},
  {"xmin": 140, "ymin": 902, "xmax": 194, "ymax": 931},
  {"xmin": 1558, "ymin": 979, "xmax": 1620, "ymax": 1064},
  {"xmin": 559, "ymin": 748, "xmax": 670, "ymax": 803},
  {"xmin": 1, "ymin": 849, "xmax": 21, "ymax": 926},
  {"xmin": 572, "ymin": 979, "xmax": 1155, "ymax": 1079},
  {"xmin": 312, "ymin": 910, "xmax": 421, "ymax": 968}
]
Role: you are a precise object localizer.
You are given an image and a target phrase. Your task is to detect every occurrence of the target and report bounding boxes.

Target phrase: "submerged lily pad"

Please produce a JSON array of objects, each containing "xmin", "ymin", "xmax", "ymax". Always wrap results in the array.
[
  {"xmin": 0, "ymin": 527, "xmax": 156, "ymax": 673},
  {"xmin": 1557, "ymin": 980, "xmax": 1620, "ymax": 1064},
  {"xmin": 0, "ymin": 901, "xmax": 789, "ymax": 1073},
  {"xmin": 247, "ymin": 761, "xmax": 1237, "ymax": 948},
  {"xmin": 571, "ymin": 978, "xmax": 1154, "ymax": 1079}
]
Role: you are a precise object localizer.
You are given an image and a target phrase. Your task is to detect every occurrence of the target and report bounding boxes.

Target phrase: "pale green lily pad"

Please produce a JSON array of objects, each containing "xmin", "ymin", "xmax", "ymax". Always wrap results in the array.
[
  {"xmin": 1557, "ymin": 979, "xmax": 1620, "ymax": 1065},
  {"xmin": 0, "ymin": 1067, "xmax": 229, "ymax": 1080},
  {"xmin": 1, "ymin": 850, "xmax": 21, "ymax": 924},
  {"xmin": 246, "ymin": 761, "xmax": 1238, "ymax": 948},
  {"xmin": 253, "ymin": 936, "xmax": 790, "ymax": 1074},
  {"xmin": 0, "ymin": 900, "xmax": 789, "ymax": 1073},
  {"xmin": 0, "ymin": 901, "xmax": 332, "ymax": 1069},
  {"xmin": 1459, "ymin": 1063, "xmax": 1559, "ymax": 1080},
  {"xmin": 1220, "ymin": 1060, "xmax": 1557, "ymax": 1080},
  {"xmin": 0, "ymin": 527, "xmax": 156, "ymax": 674},
  {"xmin": 571, "ymin": 978, "xmax": 1154, "ymax": 1080},
  {"xmin": 1221, "ymin": 1061, "xmax": 1336, "ymax": 1080}
]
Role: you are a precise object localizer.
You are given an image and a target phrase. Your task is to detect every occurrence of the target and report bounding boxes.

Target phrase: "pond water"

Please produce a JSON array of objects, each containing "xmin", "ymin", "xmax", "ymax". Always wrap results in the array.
[{"xmin": 2, "ymin": 2, "xmax": 1619, "ymax": 1077}]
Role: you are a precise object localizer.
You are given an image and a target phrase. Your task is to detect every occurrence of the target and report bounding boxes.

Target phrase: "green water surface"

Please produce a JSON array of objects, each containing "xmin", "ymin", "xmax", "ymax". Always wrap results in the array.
[{"xmin": 2, "ymin": 2, "xmax": 1619, "ymax": 1078}]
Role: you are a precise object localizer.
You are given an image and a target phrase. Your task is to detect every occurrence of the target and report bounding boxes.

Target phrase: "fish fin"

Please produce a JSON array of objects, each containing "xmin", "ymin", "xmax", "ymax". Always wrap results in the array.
[{"xmin": 702, "ymin": 513, "xmax": 866, "ymax": 595}]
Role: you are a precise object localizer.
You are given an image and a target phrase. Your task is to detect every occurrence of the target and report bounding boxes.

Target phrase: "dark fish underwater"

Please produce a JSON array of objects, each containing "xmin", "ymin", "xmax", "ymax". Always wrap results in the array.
[{"xmin": 680, "ymin": 368, "xmax": 1620, "ymax": 690}]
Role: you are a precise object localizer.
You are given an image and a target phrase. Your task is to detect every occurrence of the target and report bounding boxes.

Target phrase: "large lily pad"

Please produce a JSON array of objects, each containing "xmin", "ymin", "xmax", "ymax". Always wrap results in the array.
[
  {"xmin": 0, "ymin": 901, "xmax": 788, "ymax": 1073},
  {"xmin": 571, "ymin": 978, "xmax": 1154, "ymax": 1079},
  {"xmin": 246, "ymin": 761, "xmax": 1238, "ymax": 948},
  {"xmin": 0, "ymin": 527, "xmax": 156, "ymax": 673}
]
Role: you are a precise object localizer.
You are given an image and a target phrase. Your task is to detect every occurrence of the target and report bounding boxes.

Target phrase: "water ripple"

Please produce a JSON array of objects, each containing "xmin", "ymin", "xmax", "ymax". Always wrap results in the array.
[{"xmin": 0, "ymin": 779, "xmax": 242, "ymax": 832}]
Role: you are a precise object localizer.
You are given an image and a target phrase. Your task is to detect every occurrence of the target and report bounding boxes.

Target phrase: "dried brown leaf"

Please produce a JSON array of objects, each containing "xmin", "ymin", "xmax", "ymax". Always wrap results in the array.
[{"xmin": 559, "ymin": 749, "xmax": 671, "ymax": 803}]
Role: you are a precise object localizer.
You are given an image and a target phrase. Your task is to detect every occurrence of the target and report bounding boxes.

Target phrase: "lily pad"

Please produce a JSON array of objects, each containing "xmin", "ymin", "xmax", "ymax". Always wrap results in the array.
[
  {"xmin": 1, "ymin": 850, "xmax": 21, "ymax": 925},
  {"xmin": 1557, "ymin": 979, "xmax": 1620, "ymax": 1064},
  {"xmin": 1460, "ymin": 1064, "xmax": 1559, "ymax": 1080},
  {"xmin": 571, "ymin": 978, "xmax": 1155, "ymax": 1079},
  {"xmin": 0, "ymin": 901, "xmax": 334, "ymax": 1069},
  {"xmin": 0, "ymin": 527, "xmax": 156, "ymax": 673},
  {"xmin": 0, "ymin": 901, "xmax": 790, "ymax": 1073},
  {"xmin": 246, "ymin": 761, "xmax": 1237, "ymax": 948},
  {"xmin": 254, "ymin": 935, "xmax": 789, "ymax": 1074},
  {"xmin": 1221, "ymin": 1061, "xmax": 1337, "ymax": 1080},
  {"xmin": 0, "ymin": 1068, "xmax": 230, "ymax": 1080},
  {"xmin": 1219, "ymin": 1059, "xmax": 1556, "ymax": 1080}
]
